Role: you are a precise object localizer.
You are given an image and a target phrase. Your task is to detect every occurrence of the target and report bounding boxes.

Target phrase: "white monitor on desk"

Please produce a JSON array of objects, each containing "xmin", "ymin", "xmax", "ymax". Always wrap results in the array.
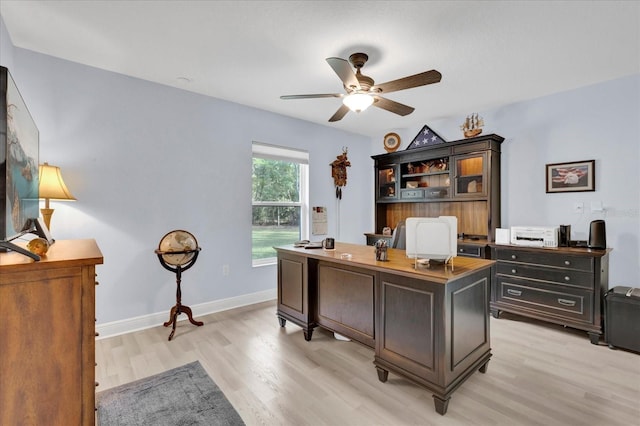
[{"xmin": 405, "ymin": 216, "xmax": 458, "ymax": 263}]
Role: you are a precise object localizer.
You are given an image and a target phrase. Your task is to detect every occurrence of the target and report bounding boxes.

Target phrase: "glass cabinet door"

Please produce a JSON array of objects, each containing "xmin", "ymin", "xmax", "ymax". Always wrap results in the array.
[
  {"xmin": 454, "ymin": 153, "xmax": 487, "ymax": 197},
  {"xmin": 377, "ymin": 165, "xmax": 398, "ymax": 200}
]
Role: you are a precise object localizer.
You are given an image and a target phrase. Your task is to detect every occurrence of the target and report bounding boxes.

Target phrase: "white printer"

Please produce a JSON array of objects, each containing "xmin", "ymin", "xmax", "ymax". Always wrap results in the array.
[{"xmin": 510, "ymin": 226, "xmax": 559, "ymax": 248}]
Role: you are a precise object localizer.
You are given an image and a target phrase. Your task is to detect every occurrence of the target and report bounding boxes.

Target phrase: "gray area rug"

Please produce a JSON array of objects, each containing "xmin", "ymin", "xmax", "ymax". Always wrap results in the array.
[{"xmin": 97, "ymin": 361, "xmax": 244, "ymax": 426}]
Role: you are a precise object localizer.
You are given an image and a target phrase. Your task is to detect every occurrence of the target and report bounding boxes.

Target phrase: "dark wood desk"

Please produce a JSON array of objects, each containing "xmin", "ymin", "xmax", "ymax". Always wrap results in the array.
[{"xmin": 276, "ymin": 242, "xmax": 495, "ymax": 415}]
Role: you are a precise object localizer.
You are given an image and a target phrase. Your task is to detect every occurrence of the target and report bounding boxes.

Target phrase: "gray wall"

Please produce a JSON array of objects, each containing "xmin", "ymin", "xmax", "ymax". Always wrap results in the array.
[
  {"xmin": 0, "ymin": 14, "xmax": 13, "ymax": 71},
  {"xmin": 1, "ymin": 16, "xmax": 373, "ymax": 326},
  {"xmin": 2, "ymin": 15, "xmax": 639, "ymax": 332}
]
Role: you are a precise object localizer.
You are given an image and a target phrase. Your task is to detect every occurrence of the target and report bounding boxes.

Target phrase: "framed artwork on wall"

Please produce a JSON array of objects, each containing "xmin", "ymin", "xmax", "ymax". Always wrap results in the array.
[
  {"xmin": 1, "ymin": 66, "xmax": 40, "ymax": 242},
  {"xmin": 546, "ymin": 159, "xmax": 595, "ymax": 193}
]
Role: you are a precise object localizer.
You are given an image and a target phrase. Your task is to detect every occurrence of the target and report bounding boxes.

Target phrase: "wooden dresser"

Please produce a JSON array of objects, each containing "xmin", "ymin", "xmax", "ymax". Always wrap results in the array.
[
  {"xmin": 490, "ymin": 244, "xmax": 610, "ymax": 344},
  {"xmin": 0, "ymin": 239, "xmax": 103, "ymax": 426}
]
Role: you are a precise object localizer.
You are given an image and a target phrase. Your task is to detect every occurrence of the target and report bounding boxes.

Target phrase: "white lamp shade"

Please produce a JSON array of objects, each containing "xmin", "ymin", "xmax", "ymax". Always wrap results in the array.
[
  {"xmin": 38, "ymin": 163, "xmax": 76, "ymax": 201},
  {"xmin": 342, "ymin": 93, "xmax": 374, "ymax": 112}
]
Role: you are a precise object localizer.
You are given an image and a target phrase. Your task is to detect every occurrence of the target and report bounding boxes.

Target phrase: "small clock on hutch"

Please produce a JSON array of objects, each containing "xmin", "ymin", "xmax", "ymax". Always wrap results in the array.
[{"xmin": 383, "ymin": 132, "xmax": 401, "ymax": 152}]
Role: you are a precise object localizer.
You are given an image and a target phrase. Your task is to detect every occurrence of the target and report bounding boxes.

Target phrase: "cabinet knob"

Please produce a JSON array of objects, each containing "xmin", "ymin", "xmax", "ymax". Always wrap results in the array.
[
  {"xmin": 564, "ymin": 276, "xmax": 570, "ymax": 281},
  {"xmin": 459, "ymin": 248, "xmax": 464, "ymax": 253},
  {"xmin": 95, "ymin": 332, "xmax": 100, "ymax": 337},
  {"xmin": 511, "ymin": 254, "xmax": 517, "ymax": 259},
  {"xmin": 564, "ymin": 260, "xmax": 571, "ymax": 265},
  {"xmin": 511, "ymin": 269, "xmax": 517, "ymax": 274},
  {"xmin": 95, "ymin": 281, "xmax": 100, "ymax": 286},
  {"xmin": 95, "ymin": 381, "xmax": 100, "ymax": 387}
]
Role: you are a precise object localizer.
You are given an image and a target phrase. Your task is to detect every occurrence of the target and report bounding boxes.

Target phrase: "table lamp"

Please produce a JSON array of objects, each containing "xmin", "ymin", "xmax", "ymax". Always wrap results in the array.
[{"xmin": 38, "ymin": 162, "xmax": 76, "ymax": 230}]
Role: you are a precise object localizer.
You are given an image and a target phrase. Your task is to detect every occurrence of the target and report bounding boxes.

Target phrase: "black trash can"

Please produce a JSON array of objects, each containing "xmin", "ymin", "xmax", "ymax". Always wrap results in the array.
[{"xmin": 604, "ymin": 286, "xmax": 640, "ymax": 353}]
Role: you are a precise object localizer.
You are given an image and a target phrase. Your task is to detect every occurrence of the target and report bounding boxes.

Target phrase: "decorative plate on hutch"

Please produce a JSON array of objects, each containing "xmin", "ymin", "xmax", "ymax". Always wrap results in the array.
[{"xmin": 383, "ymin": 132, "xmax": 401, "ymax": 152}]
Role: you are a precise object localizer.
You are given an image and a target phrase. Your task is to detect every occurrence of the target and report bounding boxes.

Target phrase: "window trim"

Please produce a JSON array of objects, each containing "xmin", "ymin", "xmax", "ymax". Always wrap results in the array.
[{"xmin": 252, "ymin": 142, "xmax": 309, "ymax": 266}]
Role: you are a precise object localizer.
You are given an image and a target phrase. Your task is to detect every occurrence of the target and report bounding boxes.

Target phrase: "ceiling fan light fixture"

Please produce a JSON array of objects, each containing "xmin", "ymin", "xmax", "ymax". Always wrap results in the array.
[{"xmin": 342, "ymin": 93, "xmax": 374, "ymax": 112}]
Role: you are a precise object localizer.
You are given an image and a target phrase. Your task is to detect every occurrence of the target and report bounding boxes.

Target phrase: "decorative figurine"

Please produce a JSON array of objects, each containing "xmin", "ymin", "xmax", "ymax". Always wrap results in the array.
[
  {"xmin": 387, "ymin": 169, "xmax": 395, "ymax": 182},
  {"xmin": 460, "ymin": 113, "xmax": 484, "ymax": 138},
  {"xmin": 26, "ymin": 238, "xmax": 50, "ymax": 256}
]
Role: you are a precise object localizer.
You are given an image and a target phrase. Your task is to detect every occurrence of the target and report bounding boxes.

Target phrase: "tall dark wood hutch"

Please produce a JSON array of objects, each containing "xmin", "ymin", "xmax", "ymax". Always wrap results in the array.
[{"xmin": 371, "ymin": 134, "xmax": 504, "ymax": 257}]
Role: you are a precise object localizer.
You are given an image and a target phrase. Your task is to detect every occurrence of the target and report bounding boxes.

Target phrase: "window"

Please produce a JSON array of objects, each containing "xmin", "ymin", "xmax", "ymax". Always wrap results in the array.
[{"xmin": 252, "ymin": 142, "xmax": 309, "ymax": 266}]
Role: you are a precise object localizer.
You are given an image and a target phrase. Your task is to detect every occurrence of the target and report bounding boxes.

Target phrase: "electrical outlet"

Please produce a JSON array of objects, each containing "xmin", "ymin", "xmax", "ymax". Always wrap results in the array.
[
  {"xmin": 574, "ymin": 202, "xmax": 584, "ymax": 213},
  {"xmin": 222, "ymin": 264, "xmax": 230, "ymax": 276}
]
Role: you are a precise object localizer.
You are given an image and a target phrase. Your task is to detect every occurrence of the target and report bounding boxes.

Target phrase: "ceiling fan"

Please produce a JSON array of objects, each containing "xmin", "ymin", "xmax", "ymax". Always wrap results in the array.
[{"xmin": 280, "ymin": 53, "xmax": 442, "ymax": 122}]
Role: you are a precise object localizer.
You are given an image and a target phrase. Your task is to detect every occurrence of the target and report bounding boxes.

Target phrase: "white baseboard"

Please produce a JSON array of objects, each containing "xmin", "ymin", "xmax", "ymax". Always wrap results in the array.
[{"xmin": 96, "ymin": 289, "xmax": 277, "ymax": 339}]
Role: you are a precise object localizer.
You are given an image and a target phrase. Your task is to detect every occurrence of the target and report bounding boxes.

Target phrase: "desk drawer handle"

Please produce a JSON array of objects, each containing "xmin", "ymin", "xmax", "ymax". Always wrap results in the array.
[
  {"xmin": 564, "ymin": 260, "xmax": 571, "ymax": 265},
  {"xmin": 564, "ymin": 276, "xmax": 571, "ymax": 281},
  {"xmin": 511, "ymin": 254, "xmax": 517, "ymax": 260},
  {"xmin": 507, "ymin": 289, "xmax": 522, "ymax": 297},
  {"xmin": 511, "ymin": 269, "xmax": 517, "ymax": 274},
  {"xmin": 558, "ymin": 298, "xmax": 576, "ymax": 307}
]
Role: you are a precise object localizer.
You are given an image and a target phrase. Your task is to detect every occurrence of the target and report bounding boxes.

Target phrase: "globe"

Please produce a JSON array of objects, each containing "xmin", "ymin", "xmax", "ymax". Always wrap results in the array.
[{"xmin": 157, "ymin": 230, "xmax": 199, "ymax": 266}]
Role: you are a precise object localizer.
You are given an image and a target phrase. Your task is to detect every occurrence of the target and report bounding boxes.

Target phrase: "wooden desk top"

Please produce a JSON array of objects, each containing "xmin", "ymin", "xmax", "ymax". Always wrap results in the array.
[
  {"xmin": 276, "ymin": 242, "xmax": 495, "ymax": 285},
  {"xmin": 0, "ymin": 239, "xmax": 103, "ymax": 271}
]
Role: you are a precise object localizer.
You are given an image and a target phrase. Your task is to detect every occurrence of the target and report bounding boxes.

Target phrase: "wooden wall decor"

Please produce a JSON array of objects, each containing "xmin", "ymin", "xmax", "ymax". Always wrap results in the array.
[{"xmin": 330, "ymin": 147, "xmax": 350, "ymax": 199}]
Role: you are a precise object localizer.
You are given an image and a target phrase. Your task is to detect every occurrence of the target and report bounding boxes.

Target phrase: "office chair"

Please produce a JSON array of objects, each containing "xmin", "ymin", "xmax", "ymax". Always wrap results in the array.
[{"xmin": 391, "ymin": 221, "xmax": 406, "ymax": 250}]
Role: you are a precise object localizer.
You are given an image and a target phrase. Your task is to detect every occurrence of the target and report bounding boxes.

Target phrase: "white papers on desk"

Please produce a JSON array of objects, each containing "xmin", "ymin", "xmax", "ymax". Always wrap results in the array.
[{"xmin": 312, "ymin": 206, "xmax": 328, "ymax": 235}]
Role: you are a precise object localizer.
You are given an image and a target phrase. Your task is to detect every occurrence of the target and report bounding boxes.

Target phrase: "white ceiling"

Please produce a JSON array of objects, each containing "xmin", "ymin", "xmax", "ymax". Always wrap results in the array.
[{"xmin": 1, "ymin": 1, "xmax": 638, "ymax": 138}]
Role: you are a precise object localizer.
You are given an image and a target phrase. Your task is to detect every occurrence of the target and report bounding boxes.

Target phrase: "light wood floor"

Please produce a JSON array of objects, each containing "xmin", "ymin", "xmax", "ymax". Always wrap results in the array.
[{"xmin": 96, "ymin": 300, "xmax": 640, "ymax": 425}]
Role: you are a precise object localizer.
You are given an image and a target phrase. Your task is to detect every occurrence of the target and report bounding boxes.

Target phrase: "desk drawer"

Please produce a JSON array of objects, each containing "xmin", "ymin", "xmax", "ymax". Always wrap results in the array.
[
  {"xmin": 423, "ymin": 187, "xmax": 449, "ymax": 199},
  {"xmin": 457, "ymin": 244, "xmax": 483, "ymax": 258},
  {"xmin": 495, "ymin": 276, "xmax": 593, "ymax": 323},
  {"xmin": 495, "ymin": 248, "xmax": 593, "ymax": 272},
  {"xmin": 401, "ymin": 189, "xmax": 424, "ymax": 199},
  {"xmin": 496, "ymin": 263, "xmax": 594, "ymax": 289}
]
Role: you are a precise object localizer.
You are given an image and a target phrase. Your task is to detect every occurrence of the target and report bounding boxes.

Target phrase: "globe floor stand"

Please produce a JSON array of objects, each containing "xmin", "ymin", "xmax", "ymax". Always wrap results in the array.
[{"xmin": 156, "ymin": 250, "xmax": 203, "ymax": 341}]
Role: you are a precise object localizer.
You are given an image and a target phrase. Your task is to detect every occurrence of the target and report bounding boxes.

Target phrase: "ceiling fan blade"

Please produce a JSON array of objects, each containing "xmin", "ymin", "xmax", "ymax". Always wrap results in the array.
[
  {"xmin": 372, "ymin": 70, "xmax": 442, "ymax": 94},
  {"xmin": 373, "ymin": 96, "xmax": 415, "ymax": 116},
  {"xmin": 328, "ymin": 104, "xmax": 350, "ymax": 122},
  {"xmin": 326, "ymin": 57, "xmax": 361, "ymax": 91},
  {"xmin": 281, "ymin": 93, "xmax": 343, "ymax": 100}
]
